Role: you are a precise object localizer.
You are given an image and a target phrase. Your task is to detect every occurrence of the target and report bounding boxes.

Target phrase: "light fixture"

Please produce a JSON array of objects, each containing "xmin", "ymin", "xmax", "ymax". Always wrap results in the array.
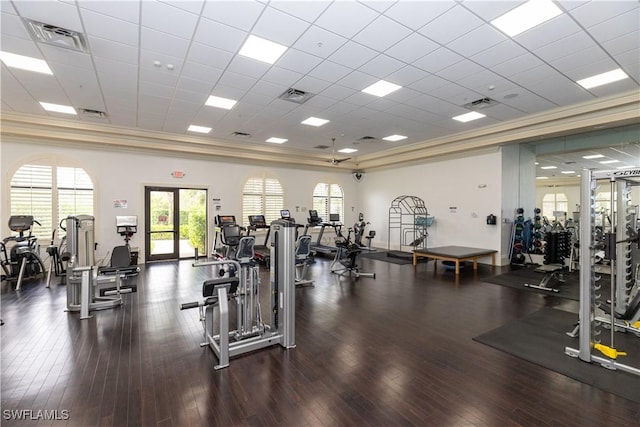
[
  {"xmin": 0, "ymin": 51, "xmax": 52, "ymax": 74},
  {"xmin": 599, "ymin": 160, "xmax": 620, "ymax": 164},
  {"xmin": 39, "ymin": 102, "xmax": 76, "ymax": 115},
  {"xmin": 491, "ymin": 0, "xmax": 562, "ymax": 37},
  {"xmin": 540, "ymin": 166, "xmax": 557, "ymax": 170},
  {"xmin": 338, "ymin": 148, "xmax": 358, "ymax": 154},
  {"xmin": 536, "ymin": 177, "xmax": 549, "ymax": 180},
  {"xmin": 452, "ymin": 111, "xmax": 486, "ymax": 123},
  {"xmin": 577, "ymin": 69, "xmax": 628, "ymax": 89},
  {"xmin": 238, "ymin": 34, "xmax": 287, "ymax": 65},
  {"xmin": 362, "ymin": 80, "xmax": 402, "ymax": 97},
  {"xmin": 582, "ymin": 154, "xmax": 604, "ymax": 159},
  {"xmin": 383, "ymin": 134, "xmax": 407, "ymax": 142},
  {"xmin": 561, "ymin": 171, "xmax": 575, "ymax": 174},
  {"xmin": 187, "ymin": 125, "xmax": 211, "ymax": 134},
  {"xmin": 301, "ymin": 117, "xmax": 329, "ymax": 127},
  {"xmin": 205, "ymin": 95, "xmax": 237, "ymax": 110},
  {"xmin": 266, "ymin": 137, "xmax": 287, "ymax": 144}
]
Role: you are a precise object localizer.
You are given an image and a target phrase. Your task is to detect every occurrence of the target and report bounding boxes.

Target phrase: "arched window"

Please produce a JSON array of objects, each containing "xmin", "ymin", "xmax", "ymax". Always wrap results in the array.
[
  {"xmin": 313, "ymin": 183, "xmax": 344, "ymax": 222},
  {"xmin": 541, "ymin": 193, "xmax": 568, "ymax": 219},
  {"xmin": 242, "ymin": 177, "xmax": 284, "ymax": 226},
  {"xmin": 10, "ymin": 163, "xmax": 94, "ymax": 240}
]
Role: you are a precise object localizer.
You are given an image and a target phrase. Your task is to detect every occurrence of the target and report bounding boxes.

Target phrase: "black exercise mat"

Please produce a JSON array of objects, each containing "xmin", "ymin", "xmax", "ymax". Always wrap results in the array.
[
  {"xmin": 474, "ymin": 307, "xmax": 640, "ymax": 403},
  {"xmin": 358, "ymin": 250, "xmax": 428, "ymax": 265},
  {"xmin": 482, "ymin": 267, "xmax": 582, "ymax": 300}
]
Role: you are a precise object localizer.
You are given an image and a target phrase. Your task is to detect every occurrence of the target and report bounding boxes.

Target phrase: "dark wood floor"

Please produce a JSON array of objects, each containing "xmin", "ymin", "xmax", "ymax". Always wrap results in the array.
[{"xmin": 2, "ymin": 255, "xmax": 639, "ymax": 426}]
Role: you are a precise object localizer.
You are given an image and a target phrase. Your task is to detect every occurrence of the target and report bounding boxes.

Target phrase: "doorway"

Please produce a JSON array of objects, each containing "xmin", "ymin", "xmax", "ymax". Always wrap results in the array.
[{"xmin": 145, "ymin": 187, "xmax": 207, "ymax": 261}]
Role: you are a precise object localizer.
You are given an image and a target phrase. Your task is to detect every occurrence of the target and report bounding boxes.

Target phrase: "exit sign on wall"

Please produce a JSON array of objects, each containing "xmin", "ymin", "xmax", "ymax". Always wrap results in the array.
[{"xmin": 171, "ymin": 171, "xmax": 185, "ymax": 178}]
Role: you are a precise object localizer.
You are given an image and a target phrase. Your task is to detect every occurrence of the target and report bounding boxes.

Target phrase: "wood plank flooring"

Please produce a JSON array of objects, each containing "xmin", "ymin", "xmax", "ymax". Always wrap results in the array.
[{"xmin": 1, "ymin": 256, "xmax": 639, "ymax": 426}]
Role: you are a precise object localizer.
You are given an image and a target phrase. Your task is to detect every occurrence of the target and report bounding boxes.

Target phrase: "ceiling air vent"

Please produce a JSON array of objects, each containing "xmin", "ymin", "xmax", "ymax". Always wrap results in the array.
[
  {"xmin": 231, "ymin": 131, "xmax": 251, "ymax": 138},
  {"xmin": 463, "ymin": 97, "xmax": 499, "ymax": 110},
  {"xmin": 358, "ymin": 136, "xmax": 376, "ymax": 141},
  {"xmin": 278, "ymin": 88, "xmax": 314, "ymax": 104},
  {"xmin": 23, "ymin": 19, "xmax": 88, "ymax": 52},
  {"xmin": 314, "ymin": 145, "xmax": 330, "ymax": 149},
  {"xmin": 80, "ymin": 108, "xmax": 106, "ymax": 119}
]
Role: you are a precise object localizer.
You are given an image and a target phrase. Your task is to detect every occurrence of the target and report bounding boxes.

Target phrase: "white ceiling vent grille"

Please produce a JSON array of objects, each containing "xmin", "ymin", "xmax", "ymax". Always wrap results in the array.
[
  {"xmin": 80, "ymin": 108, "xmax": 106, "ymax": 119},
  {"xmin": 463, "ymin": 97, "xmax": 499, "ymax": 110},
  {"xmin": 231, "ymin": 131, "xmax": 251, "ymax": 138},
  {"xmin": 278, "ymin": 88, "xmax": 314, "ymax": 104},
  {"xmin": 23, "ymin": 19, "xmax": 88, "ymax": 52}
]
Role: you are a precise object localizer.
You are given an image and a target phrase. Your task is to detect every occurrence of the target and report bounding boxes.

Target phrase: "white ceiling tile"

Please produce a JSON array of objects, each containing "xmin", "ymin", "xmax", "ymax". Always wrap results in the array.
[
  {"xmin": 602, "ymin": 30, "xmax": 640, "ymax": 57},
  {"xmin": 418, "ymin": 5, "xmax": 484, "ymax": 45},
  {"xmin": 226, "ymin": 56, "xmax": 270, "ymax": 79},
  {"xmin": 302, "ymin": 94, "xmax": 337, "ymax": 110},
  {"xmin": 251, "ymin": 80, "xmax": 289, "ymax": 98},
  {"xmin": 386, "ymin": 65, "xmax": 428, "ymax": 87},
  {"xmin": 277, "ymin": 48, "xmax": 323, "ymax": 75},
  {"xmin": 139, "ymin": 94, "xmax": 171, "ymax": 115},
  {"xmin": 180, "ymin": 62, "xmax": 223, "ymax": 84},
  {"xmin": 12, "ymin": 0, "xmax": 82, "ymax": 32},
  {"xmin": 250, "ymin": 6, "xmax": 311, "ymax": 46},
  {"xmin": 432, "ymin": 83, "xmax": 482, "ymax": 106},
  {"xmin": 217, "ymin": 71, "xmax": 257, "ymax": 92},
  {"xmin": 384, "ymin": 32, "xmax": 439, "ymax": 64},
  {"xmin": 482, "ymin": 103, "xmax": 525, "ymax": 122},
  {"xmin": 80, "ymin": 1, "xmax": 140, "ymax": 24},
  {"xmin": 1, "ymin": 1, "xmax": 17, "ymax": 14},
  {"xmin": 413, "ymin": 47, "xmax": 464, "ymax": 74},
  {"xmin": 510, "ymin": 63, "xmax": 559, "ymax": 87},
  {"xmin": 385, "ymin": 1, "xmax": 455, "ymax": 30},
  {"xmin": 261, "ymin": 66, "xmax": 304, "ymax": 87},
  {"xmin": 328, "ymin": 41, "xmax": 378, "ymax": 70},
  {"xmin": 18, "ymin": 72, "xmax": 69, "ymax": 103},
  {"xmin": 586, "ymin": 8, "xmax": 640, "ymax": 43},
  {"xmin": 0, "ymin": 34, "xmax": 42, "ymax": 57},
  {"xmin": 551, "ymin": 47, "xmax": 613, "ymax": 78},
  {"xmin": 571, "ymin": 1, "xmax": 638, "ymax": 28},
  {"xmin": 187, "ymin": 42, "xmax": 234, "ymax": 70},
  {"xmin": 499, "ymin": 89, "xmax": 557, "ymax": 114},
  {"xmin": 192, "ymin": 18, "xmax": 247, "ymax": 53},
  {"xmin": 556, "ymin": 0, "xmax": 590, "ymax": 11},
  {"xmin": 456, "ymin": 69, "xmax": 507, "ymax": 93},
  {"xmin": 139, "ymin": 64, "xmax": 179, "ymax": 87},
  {"xmin": 140, "ymin": 27, "xmax": 190, "ymax": 58},
  {"xmin": 492, "ymin": 53, "xmax": 545, "ymax": 78},
  {"xmin": 534, "ymin": 32, "xmax": 596, "ymax": 63},
  {"xmin": 337, "ymin": 70, "xmax": 377, "ymax": 91},
  {"xmin": 139, "ymin": 49, "xmax": 183, "ymax": 73},
  {"xmin": 307, "ymin": 60, "xmax": 352, "ymax": 82},
  {"xmin": 359, "ymin": 54, "xmax": 405, "ymax": 79},
  {"xmin": 102, "ymin": 95, "xmax": 137, "ymax": 113},
  {"xmin": 319, "ymin": 84, "xmax": 357, "ymax": 101},
  {"xmin": 586, "ymin": 77, "xmax": 639, "ymax": 98},
  {"xmin": 139, "ymin": 80, "xmax": 174, "ymax": 98},
  {"xmin": 353, "ymin": 15, "xmax": 412, "ymax": 52},
  {"xmin": 470, "ymin": 40, "xmax": 527, "ymax": 69},
  {"xmin": 446, "ymin": 25, "xmax": 506, "ymax": 58},
  {"xmin": 385, "ymin": 87, "xmax": 422, "ymax": 104},
  {"xmin": 615, "ymin": 49, "xmax": 640, "ymax": 80},
  {"xmin": 527, "ymin": 76, "xmax": 592, "ymax": 106},
  {"xmin": 293, "ymin": 75, "xmax": 333, "ymax": 94},
  {"xmin": 409, "ymin": 74, "xmax": 450, "ymax": 93},
  {"xmin": 40, "ymin": 45, "xmax": 93, "ymax": 70},
  {"xmin": 158, "ymin": 1, "xmax": 205, "ymax": 15},
  {"xmin": 201, "ymin": 0, "xmax": 264, "ymax": 31},
  {"xmin": 342, "ymin": 91, "xmax": 374, "ymax": 107},
  {"xmin": 459, "ymin": 0, "xmax": 524, "ymax": 21},
  {"xmin": 268, "ymin": 1, "xmax": 331, "ymax": 23},
  {"xmin": 293, "ymin": 25, "xmax": 347, "ymax": 59},
  {"xmin": 88, "ymin": 36, "xmax": 138, "ymax": 65},
  {"xmin": 81, "ymin": 9, "xmax": 139, "ymax": 47},
  {"xmin": 94, "ymin": 58, "xmax": 138, "ymax": 96},
  {"xmin": 1, "ymin": 11, "xmax": 31, "ymax": 39},
  {"xmin": 314, "ymin": 2, "xmax": 379, "ymax": 39},
  {"xmin": 436, "ymin": 60, "xmax": 485, "ymax": 82},
  {"xmin": 173, "ymin": 86, "xmax": 209, "ymax": 104}
]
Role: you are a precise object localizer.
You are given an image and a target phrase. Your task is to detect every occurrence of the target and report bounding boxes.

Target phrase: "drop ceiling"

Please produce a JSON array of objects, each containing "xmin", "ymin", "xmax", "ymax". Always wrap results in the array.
[{"xmin": 1, "ymin": 0, "xmax": 639, "ymax": 171}]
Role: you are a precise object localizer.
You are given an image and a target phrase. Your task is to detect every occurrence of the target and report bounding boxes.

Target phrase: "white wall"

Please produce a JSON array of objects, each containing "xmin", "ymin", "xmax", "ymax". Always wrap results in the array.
[
  {"xmin": 1, "ymin": 140, "xmax": 356, "ymax": 263},
  {"xmin": 358, "ymin": 151, "xmax": 504, "ymax": 263}
]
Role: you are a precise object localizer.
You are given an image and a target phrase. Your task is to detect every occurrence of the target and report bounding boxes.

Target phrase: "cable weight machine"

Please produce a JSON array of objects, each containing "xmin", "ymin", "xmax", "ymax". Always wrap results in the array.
[{"xmin": 565, "ymin": 168, "xmax": 640, "ymax": 376}]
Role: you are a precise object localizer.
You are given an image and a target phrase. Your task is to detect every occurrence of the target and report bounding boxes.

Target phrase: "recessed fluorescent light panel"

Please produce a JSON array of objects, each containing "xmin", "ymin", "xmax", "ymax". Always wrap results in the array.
[
  {"xmin": 205, "ymin": 95, "xmax": 237, "ymax": 110},
  {"xmin": 536, "ymin": 177, "xmax": 549, "ymax": 180},
  {"xmin": 338, "ymin": 148, "xmax": 358, "ymax": 154},
  {"xmin": 0, "ymin": 51, "xmax": 52, "ymax": 74},
  {"xmin": 452, "ymin": 111, "xmax": 486, "ymax": 123},
  {"xmin": 266, "ymin": 137, "xmax": 287, "ymax": 144},
  {"xmin": 577, "ymin": 69, "xmax": 629, "ymax": 89},
  {"xmin": 239, "ymin": 35, "xmax": 287, "ymax": 64},
  {"xmin": 582, "ymin": 154, "xmax": 604, "ymax": 159},
  {"xmin": 491, "ymin": 0, "xmax": 562, "ymax": 37},
  {"xmin": 39, "ymin": 102, "xmax": 76, "ymax": 114},
  {"xmin": 301, "ymin": 117, "xmax": 329, "ymax": 127},
  {"xmin": 561, "ymin": 171, "xmax": 575, "ymax": 174},
  {"xmin": 599, "ymin": 160, "xmax": 619, "ymax": 164},
  {"xmin": 540, "ymin": 166, "xmax": 557, "ymax": 170},
  {"xmin": 188, "ymin": 125, "xmax": 211, "ymax": 134},
  {"xmin": 362, "ymin": 80, "xmax": 402, "ymax": 97},
  {"xmin": 383, "ymin": 134, "xmax": 407, "ymax": 142}
]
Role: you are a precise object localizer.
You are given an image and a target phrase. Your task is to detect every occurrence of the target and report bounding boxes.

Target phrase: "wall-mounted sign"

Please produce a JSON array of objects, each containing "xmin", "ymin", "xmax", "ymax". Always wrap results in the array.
[
  {"xmin": 114, "ymin": 199, "xmax": 128, "ymax": 208},
  {"xmin": 171, "ymin": 170, "xmax": 185, "ymax": 178}
]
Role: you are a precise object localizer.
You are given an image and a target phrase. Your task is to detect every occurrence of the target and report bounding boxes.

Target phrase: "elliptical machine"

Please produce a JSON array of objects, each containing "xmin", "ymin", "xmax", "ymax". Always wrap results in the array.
[
  {"xmin": 0, "ymin": 215, "xmax": 47, "ymax": 290},
  {"xmin": 353, "ymin": 212, "xmax": 376, "ymax": 250}
]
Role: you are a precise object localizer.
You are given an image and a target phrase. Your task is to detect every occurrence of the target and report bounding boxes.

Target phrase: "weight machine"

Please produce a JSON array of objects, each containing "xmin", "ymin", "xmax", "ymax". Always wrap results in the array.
[
  {"xmin": 181, "ymin": 219, "xmax": 297, "ymax": 369},
  {"xmin": 565, "ymin": 168, "xmax": 640, "ymax": 376}
]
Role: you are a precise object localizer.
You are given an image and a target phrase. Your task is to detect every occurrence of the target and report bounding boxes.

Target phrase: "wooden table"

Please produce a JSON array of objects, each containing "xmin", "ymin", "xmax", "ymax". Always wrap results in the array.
[{"xmin": 413, "ymin": 246, "xmax": 497, "ymax": 275}]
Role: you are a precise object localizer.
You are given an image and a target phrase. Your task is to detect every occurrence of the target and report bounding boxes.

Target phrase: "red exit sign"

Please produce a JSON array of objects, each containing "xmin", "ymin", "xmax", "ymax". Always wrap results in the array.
[{"xmin": 171, "ymin": 171, "xmax": 185, "ymax": 178}]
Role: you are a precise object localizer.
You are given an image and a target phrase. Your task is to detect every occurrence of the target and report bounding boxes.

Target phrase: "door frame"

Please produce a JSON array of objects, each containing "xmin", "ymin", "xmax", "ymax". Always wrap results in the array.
[{"xmin": 145, "ymin": 186, "xmax": 180, "ymax": 262}]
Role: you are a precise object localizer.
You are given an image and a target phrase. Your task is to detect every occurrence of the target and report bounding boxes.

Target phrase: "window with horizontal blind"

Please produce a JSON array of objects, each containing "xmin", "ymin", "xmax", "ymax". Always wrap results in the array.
[
  {"xmin": 10, "ymin": 163, "xmax": 94, "ymax": 240},
  {"xmin": 242, "ymin": 177, "xmax": 284, "ymax": 226},
  {"xmin": 313, "ymin": 183, "xmax": 344, "ymax": 222}
]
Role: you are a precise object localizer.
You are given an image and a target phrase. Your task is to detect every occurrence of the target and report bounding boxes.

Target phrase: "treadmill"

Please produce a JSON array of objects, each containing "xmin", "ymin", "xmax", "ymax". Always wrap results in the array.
[
  {"xmin": 247, "ymin": 214, "xmax": 270, "ymax": 262},
  {"xmin": 305, "ymin": 210, "xmax": 339, "ymax": 255}
]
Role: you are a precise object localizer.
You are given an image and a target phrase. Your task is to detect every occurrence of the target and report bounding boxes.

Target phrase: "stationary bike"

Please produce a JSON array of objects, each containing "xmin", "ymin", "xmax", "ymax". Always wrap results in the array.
[
  {"xmin": 1, "ymin": 215, "xmax": 47, "ymax": 290},
  {"xmin": 353, "ymin": 212, "xmax": 376, "ymax": 250},
  {"xmin": 331, "ymin": 227, "xmax": 375, "ymax": 279}
]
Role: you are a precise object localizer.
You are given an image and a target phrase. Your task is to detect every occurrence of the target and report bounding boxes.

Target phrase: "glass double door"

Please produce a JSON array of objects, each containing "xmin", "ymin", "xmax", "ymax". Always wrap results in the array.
[{"xmin": 145, "ymin": 187, "xmax": 207, "ymax": 261}]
